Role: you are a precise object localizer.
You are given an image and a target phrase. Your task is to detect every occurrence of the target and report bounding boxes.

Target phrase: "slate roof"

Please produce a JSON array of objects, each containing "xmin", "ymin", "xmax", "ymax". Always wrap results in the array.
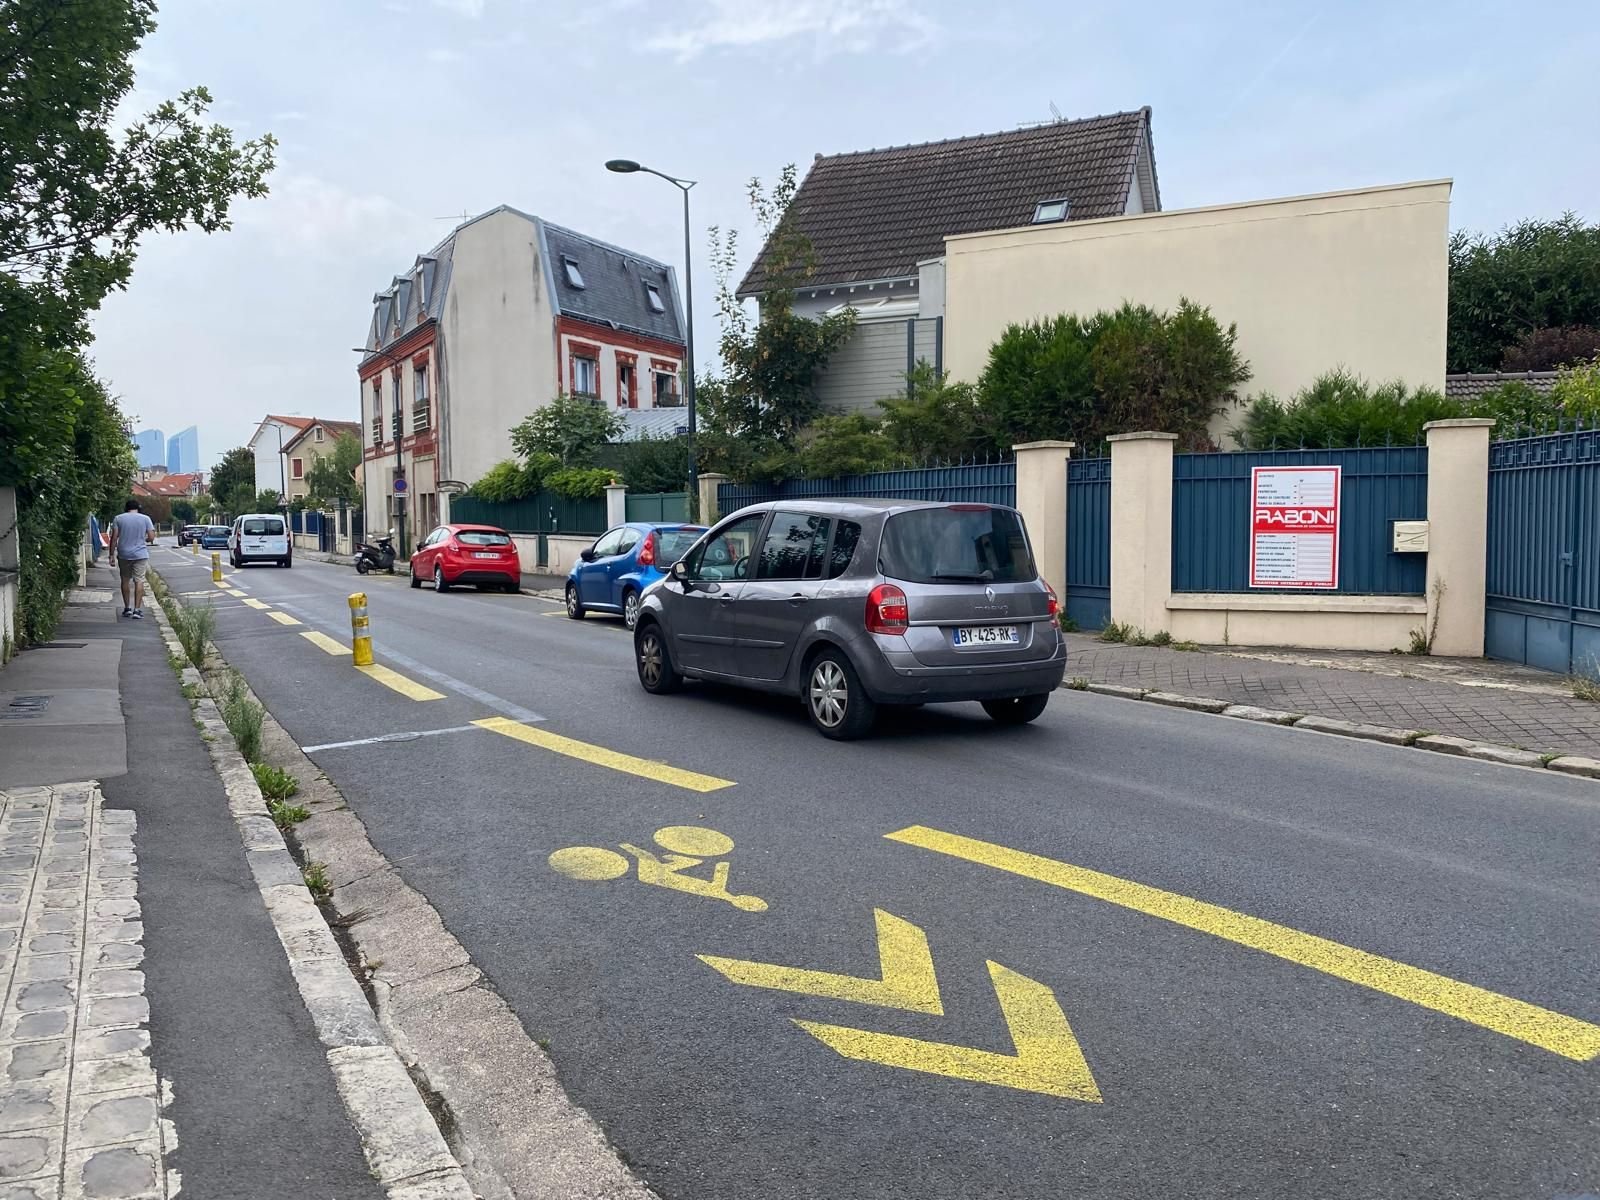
[
  {"xmin": 1445, "ymin": 371, "xmax": 1560, "ymax": 400},
  {"xmin": 365, "ymin": 236, "xmax": 455, "ymax": 355},
  {"xmin": 739, "ymin": 107, "xmax": 1158, "ymax": 295},
  {"xmin": 542, "ymin": 222, "xmax": 684, "ymax": 346},
  {"xmin": 282, "ymin": 419, "xmax": 362, "ymax": 454}
]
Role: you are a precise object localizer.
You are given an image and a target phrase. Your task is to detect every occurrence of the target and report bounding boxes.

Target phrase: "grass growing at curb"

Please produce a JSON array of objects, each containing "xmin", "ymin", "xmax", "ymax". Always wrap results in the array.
[
  {"xmin": 164, "ymin": 593, "xmax": 217, "ymax": 669},
  {"xmin": 1098, "ymin": 621, "xmax": 1134, "ymax": 643},
  {"xmin": 303, "ymin": 861, "xmax": 332, "ymax": 902},
  {"xmin": 250, "ymin": 762, "xmax": 300, "ymax": 801},
  {"xmin": 1067, "ymin": 677, "xmax": 1089, "ymax": 690},
  {"xmin": 219, "ymin": 671, "xmax": 265, "ymax": 764},
  {"xmin": 268, "ymin": 799, "xmax": 312, "ymax": 830},
  {"xmin": 1573, "ymin": 674, "xmax": 1600, "ymax": 704},
  {"xmin": 1057, "ymin": 614, "xmax": 1079, "ymax": 633}
]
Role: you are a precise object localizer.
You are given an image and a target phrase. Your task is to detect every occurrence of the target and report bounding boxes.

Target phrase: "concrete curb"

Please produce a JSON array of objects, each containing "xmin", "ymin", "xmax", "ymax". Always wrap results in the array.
[
  {"xmin": 147, "ymin": 581, "xmax": 477, "ymax": 1199},
  {"xmin": 1065, "ymin": 680, "xmax": 1598, "ymax": 781}
]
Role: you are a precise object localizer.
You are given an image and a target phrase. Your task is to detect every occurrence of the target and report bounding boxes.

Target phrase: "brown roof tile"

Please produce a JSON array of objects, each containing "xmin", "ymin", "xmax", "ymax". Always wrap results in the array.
[
  {"xmin": 739, "ymin": 107, "xmax": 1156, "ymax": 295},
  {"xmin": 1444, "ymin": 371, "xmax": 1559, "ymax": 400}
]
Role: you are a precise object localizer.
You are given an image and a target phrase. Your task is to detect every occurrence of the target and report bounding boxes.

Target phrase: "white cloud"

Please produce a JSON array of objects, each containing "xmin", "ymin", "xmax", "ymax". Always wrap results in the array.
[
  {"xmin": 236, "ymin": 172, "xmax": 434, "ymax": 260},
  {"xmin": 646, "ymin": 0, "xmax": 938, "ymax": 61},
  {"xmin": 426, "ymin": 47, "xmax": 465, "ymax": 63}
]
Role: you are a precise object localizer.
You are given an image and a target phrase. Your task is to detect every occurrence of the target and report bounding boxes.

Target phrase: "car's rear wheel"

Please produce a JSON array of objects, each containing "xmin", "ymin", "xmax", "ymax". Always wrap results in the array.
[
  {"xmin": 503, "ymin": 580, "xmax": 519, "ymax": 594},
  {"xmin": 565, "ymin": 583, "xmax": 584, "ymax": 620},
  {"xmin": 434, "ymin": 565, "xmax": 449, "ymax": 593},
  {"xmin": 622, "ymin": 589, "xmax": 641, "ymax": 631},
  {"xmin": 282, "ymin": 556, "xmax": 292, "ymax": 568},
  {"xmin": 981, "ymin": 693, "xmax": 1051, "ymax": 725},
  {"xmin": 806, "ymin": 649, "xmax": 876, "ymax": 740},
  {"xmin": 635, "ymin": 623, "xmax": 682, "ymax": 694}
]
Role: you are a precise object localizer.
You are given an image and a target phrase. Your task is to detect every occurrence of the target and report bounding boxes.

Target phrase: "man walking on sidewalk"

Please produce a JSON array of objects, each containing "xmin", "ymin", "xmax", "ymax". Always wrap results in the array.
[{"xmin": 110, "ymin": 497, "xmax": 156, "ymax": 618}]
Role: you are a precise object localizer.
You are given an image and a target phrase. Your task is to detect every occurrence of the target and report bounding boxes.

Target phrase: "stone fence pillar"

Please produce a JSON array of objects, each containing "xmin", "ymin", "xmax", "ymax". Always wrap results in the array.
[
  {"xmin": 1422, "ymin": 418, "xmax": 1493, "ymax": 657},
  {"xmin": 1108, "ymin": 432, "xmax": 1177, "ymax": 635},
  {"xmin": 1010, "ymin": 441, "xmax": 1074, "ymax": 600}
]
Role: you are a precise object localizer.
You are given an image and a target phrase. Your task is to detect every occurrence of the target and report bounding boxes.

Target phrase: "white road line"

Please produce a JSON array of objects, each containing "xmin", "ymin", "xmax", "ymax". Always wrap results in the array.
[
  {"xmin": 302, "ymin": 725, "xmax": 482, "ymax": 753},
  {"xmin": 274, "ymin": 601, "xmax": 546, "ymax": 724}
]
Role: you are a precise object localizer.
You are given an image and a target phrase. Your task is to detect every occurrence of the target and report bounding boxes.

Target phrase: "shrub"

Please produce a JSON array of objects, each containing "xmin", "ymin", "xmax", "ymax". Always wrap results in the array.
[
  {"xmin": 510, "ymin": 393, "xmax": 624, "ymax": 467},
  {"xmin": 612, "ymin": 434, "xmax": 690, "ymax": 494},
  {"xmin": 1500, "ymin": 325, "xmax": 1600, "ymax": 371},
  {"xmin": 1232, "ymin": 370, "xmax": 1461, "ymax": 449},
  {"xmin": 1472, "ymin": 381, "xmax": 1561, "ymax": 433},
  {"xmin": 799, "ymin": 413, "xmax": 899, "ymax": 478},
  {"xmin": 544, "ymin": 466, "xmax": 613, "ymax": 501},
  {"xmin": 876, "ymin": 364, "xmax": 991, "ymax": 462},
  {"xmin": 1552, "ymin": 355, "xmax": 1600, "ymax": 424}
]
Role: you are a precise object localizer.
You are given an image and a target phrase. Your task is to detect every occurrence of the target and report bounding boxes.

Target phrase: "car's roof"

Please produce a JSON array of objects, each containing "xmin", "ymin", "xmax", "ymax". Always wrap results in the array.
[
  {"xmin": 629, "ymin": 522, "xmax": 707, "ymax": 530},
  {"xmin": 236, "ymin": 513, "xmax": 285, "ymax": 519},
  {"xmin": 446, "ymin": 523, "xmax": 510, "ymax": 532},
  {"xmin": 724, "ymin": 498, "xmax": 1010, "ymax": 518}
]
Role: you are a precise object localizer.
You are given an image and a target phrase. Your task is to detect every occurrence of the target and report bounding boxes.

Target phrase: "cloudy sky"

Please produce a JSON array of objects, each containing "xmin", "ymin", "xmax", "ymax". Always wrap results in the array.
[{"xmin": 89, "ymin": 0, "xmax": 1599, "ymax": 471}]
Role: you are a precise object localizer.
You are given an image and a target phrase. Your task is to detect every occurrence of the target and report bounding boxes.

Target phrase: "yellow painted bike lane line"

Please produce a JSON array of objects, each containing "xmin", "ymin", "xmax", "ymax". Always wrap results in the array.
[{"xmin": 887, "ymin": 825, "xmax": 1600, "ymax": 1061}]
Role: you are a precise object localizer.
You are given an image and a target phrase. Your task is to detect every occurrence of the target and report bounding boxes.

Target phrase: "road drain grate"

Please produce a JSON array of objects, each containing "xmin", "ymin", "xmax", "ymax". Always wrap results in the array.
[{"xmin": 0, "ymin": 695, "xmax": 51, "ymax": 720}]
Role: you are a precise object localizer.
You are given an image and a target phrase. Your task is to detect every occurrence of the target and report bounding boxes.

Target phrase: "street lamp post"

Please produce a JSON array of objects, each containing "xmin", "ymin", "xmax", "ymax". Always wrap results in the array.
[{"xmin": 605, "ymin": 158, "xmax": 699, "ymax": 519}]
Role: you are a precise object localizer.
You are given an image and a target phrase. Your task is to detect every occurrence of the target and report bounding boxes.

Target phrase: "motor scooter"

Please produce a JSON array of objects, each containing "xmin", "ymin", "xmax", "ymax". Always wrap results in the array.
[{"xmin": 354, "ymin": 533, "xmax": 397, "ymax": 574}]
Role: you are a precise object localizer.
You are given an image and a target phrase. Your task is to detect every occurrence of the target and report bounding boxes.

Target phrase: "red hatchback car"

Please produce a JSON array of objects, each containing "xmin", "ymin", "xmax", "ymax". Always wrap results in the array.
[{"xmin": 410, "ymin": 524, "xmax": 522, "ymax": 593}]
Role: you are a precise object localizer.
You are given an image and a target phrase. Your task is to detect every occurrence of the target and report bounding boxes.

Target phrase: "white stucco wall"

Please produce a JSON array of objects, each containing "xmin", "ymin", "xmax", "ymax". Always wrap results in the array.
[
  {"xmin": 943, "ymin": 180, "xmax": 1451, "ymax": 446},
  {"xmin": 441, "ymin": 210, "xmax": 556, "ymax": 489},
  {"xmin": 249, "ymin": 419, "xmax": 297, "ymax": 499}
]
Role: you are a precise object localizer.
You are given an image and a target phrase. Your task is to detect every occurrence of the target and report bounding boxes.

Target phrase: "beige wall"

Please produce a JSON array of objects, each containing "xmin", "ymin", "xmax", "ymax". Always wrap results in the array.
[
  {"xmin": 442, "ymin": 210, "xmax": 557, "ymax": 491},
  {"xmin": 944, "ymin": 180, "xmax": 1451, "ymax": 446}
]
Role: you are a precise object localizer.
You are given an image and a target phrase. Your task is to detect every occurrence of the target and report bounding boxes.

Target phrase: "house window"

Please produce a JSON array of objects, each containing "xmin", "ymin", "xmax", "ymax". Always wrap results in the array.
[
  {"xmin": 654, "ymin": 369, "xmax": 680, "ymax": 407},
  {"xmin": 371, "ymin": 380, "xmax": 384, "ymax": 445},
  {"xmin": 643, "ymin": 282, "xmax": 665, "ymax": 314},
  {"xmin": 391, "ymin": 372, "xmax": 404, "ymax": 439},
  {"xmin": 416, "ymin": 264, "xmax": 428, "ymax": 308},
  {"xmin": 1032, "ymin": 198, "xmax": 1069, "ymax": 223},
  {"xmin": 314, "ymin": 426, "xmax": 325, "ymax": 442},
  {"xmin": 617, "ymin": 356, "xmax": 637, "ymax": 409},
  {"xmin": 562, "ymin": 256, "xmax": 585, "ymax": 289},
  {"xmin": 573, "ymin": 355, "xmax": 598, "ymax": 398},
  {"xmin": 413, "ymin": 362, "xmax": 431, "ymax": 430},
  {"xmin": 291, "ymin": 458, "xmax": 304, "ymax": 480}
]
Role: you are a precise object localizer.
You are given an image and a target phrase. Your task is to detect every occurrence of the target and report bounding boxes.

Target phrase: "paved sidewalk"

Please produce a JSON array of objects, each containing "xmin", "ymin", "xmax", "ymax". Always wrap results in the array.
[
  {"xmin": 1064, "ymin": 635, "xmax": 1600, "ymax": 760},
  {"xmin": 0, "ymin": 587, "xmax": 385, "ymax": 1199}
]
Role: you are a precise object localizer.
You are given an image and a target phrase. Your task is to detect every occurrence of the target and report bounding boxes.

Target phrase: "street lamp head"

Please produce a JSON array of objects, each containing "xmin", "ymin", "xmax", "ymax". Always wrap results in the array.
[{"xmin": 605, "ymin": 159, "xmax": 642, "ymax": 174}]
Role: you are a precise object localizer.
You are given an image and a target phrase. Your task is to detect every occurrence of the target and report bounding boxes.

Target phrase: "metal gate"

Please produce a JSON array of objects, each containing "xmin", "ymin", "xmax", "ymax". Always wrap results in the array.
[
  {"xmin": 1485, "ymin": 428, "xmax": 1599, "ymax": 680},
  {"xmin": 1065, "ymin": 457, "xmax": 1110, "ymax": 629}
]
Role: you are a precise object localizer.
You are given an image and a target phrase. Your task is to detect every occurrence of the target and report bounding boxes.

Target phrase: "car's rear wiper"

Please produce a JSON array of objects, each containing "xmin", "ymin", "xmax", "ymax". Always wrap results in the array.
[{"xmin": 928, "ymin": 571, "xmax": 994, "ymax": 582}]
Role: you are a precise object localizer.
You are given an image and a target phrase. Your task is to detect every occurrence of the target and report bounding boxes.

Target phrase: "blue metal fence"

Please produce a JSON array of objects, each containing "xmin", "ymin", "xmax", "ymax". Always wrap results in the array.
[
  {"xmin": 448, "ymin": 491, "xmax": 608, "ymax": 535},
  {"xmin": 625, "ymin": 491, "xmax": 692, "ymax": 524},
  {"xmin": 1065, "ymin": 457, "xmax": 1111, "ymax": 629},
  {"xmin": 717, "ymin": 461, "xmax": 1016, "ymax": 513},
  {"xmin": 1486, "ymin": 428, "xmax": 1599, "ymax": 679},
  {"xmin": 1171, "ymin": 446, "xmax": 1429, "ymax": 595}
]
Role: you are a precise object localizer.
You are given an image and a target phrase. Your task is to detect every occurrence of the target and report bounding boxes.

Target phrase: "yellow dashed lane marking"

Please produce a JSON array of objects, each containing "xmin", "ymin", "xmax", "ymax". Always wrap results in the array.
[
  {"xmin": 301, "ymin": 631, "xmax": 348, "ymax": 656},
  {"xmin": 266, "ymin": 611, "xmax": 301, "ymax": 626},
  {"xmin": 357, "ymin": 663, "xmax": 445, "ymax": 701},
  {"xmin": 474, "ymin": 717, "xmax": 735, "ymax": 793},
  {"xmin": 887, "ymin": 826, "xmax": 1600, "ymax": 1062},
  {"xmin": 242, "ymin": 598, "xmax": 270, "ymax": 610}
]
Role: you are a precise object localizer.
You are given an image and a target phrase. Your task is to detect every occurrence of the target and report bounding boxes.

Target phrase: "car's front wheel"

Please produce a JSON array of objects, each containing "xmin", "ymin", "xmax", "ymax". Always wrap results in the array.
[
  {"xmin": 622, "ymin": 589, "xmax": 641, "ymax": 631},
  {"xmin": 805, "ymin": 649, "xmax": 877, "ymax": 740},
  {"xmin": 565, "ymin": 584, "xmax": 584, "ymax": 620},
  {"xmin": 981, "ymin": 693, "xmax": 1051, "ymax": 725},
  {"xmin": 635, "ymin": 623, "xmax": 682, "ymax": 694}
]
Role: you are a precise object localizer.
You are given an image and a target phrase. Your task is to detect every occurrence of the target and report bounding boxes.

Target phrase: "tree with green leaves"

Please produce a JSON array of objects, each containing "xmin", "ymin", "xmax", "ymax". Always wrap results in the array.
[
  {"xmin": 509, "ymin": 394, "xmax": 624, "ymax": 468},
  {"xmin": 1232, "ymin": 370, "xmax": 1461, "ymax": 449},
  {"xmin": 254, "ymin": 489, "xmax": 282, "ymax": 512},
  {"xmin": 875, "ymin": 364, "xmax": 990, "ymax": 463},
  {"xmin": 171, "ymin": 498, "xmax": 196, "ymax": 525},
  {"xmin": 207, "ymin": 447, "xmax": 256, "ymax": 518},
  {"xmin": 304, "ymin": 432, "xmax": 362, "ymax": 507},
  {"xmin": 1448, "ymin": 215, "xmax": 1600, "ymax": 373}
]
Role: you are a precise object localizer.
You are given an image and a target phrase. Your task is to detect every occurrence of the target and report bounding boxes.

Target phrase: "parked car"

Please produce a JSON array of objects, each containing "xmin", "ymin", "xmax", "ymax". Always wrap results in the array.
[
  {"xmin": 177, "ymin": 524, "xmax": 206, "ymax": 546},
  {"xmin": 198, "ymin": 525, "xmax": 231, "ymax": 551},
  {"xmin": 410, "ymin": 524, "xmax": 521, "ymax": 593},
  {"xmin": 632, "ymin": 500, "xmax": 1065, "ymax": 739},
  {"xmin": 566, "ymin": 522, "xmax": 707, "ymax": 631},
  {"xmin": 230, "ymin": 513, "xmax": 292, "ymax": 568}
]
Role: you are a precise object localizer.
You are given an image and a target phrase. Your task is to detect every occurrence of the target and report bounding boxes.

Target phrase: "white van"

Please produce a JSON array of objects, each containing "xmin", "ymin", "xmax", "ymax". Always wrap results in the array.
[{"xmin": 230, "ymin": 513, "xmax": 292, "ymax": 568}]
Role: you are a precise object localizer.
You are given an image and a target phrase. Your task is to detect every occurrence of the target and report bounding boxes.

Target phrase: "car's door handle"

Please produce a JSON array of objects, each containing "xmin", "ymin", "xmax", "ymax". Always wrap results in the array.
[
  {"xmin": 719, "ymin": 595, "xmax": 734, "ymax": 606},
  {"xmin": 787, "ymin": 594, "xmax": 808, "ymax": 606}
]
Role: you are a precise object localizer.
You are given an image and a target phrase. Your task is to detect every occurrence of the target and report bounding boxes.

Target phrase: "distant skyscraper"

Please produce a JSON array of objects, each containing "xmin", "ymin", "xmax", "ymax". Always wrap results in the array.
[
  {"xmin": 167, "ymin": 426, "xmax": 200, "ymax": 475},
  {"xmin": 132, "ymin": 429, "xmax": 165, "ymax": 470}
]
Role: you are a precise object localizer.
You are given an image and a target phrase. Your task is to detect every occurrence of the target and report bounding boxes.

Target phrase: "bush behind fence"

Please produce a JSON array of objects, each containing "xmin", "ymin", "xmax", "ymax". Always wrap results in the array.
[{"xmin": 718, "ymin": 460, "xmax": 1016, "ymax": 513}]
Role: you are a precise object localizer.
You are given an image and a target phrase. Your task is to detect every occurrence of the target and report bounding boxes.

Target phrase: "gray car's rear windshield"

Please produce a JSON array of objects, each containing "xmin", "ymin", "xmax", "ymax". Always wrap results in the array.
[{"xmin": 879, "ymin": 507, "xmax": 1036, "ymax": 584}]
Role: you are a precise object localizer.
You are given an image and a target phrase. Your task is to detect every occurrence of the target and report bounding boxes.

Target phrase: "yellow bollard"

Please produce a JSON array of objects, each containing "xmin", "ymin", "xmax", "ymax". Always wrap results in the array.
[
  {"xmin": 348, "ymin": 593, "xmax": 373, "ymax": 667},
  {"xmin": 211, "ymin": 552, "xmax": 222, "ymax": 583},
  {"xmin": 190, "ymin": 538, "xmax": 197, "ymax": 556}
]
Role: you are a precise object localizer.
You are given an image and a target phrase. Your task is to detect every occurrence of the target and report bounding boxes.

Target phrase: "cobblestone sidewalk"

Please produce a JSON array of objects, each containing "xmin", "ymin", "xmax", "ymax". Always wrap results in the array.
[
  {"xmin": 1, "ymin": 783, "xmax": 169, "ymax": 1200},
  {"xmin": 1064, "ymin": 636, "xmax": 1600, "ymax": 761}
]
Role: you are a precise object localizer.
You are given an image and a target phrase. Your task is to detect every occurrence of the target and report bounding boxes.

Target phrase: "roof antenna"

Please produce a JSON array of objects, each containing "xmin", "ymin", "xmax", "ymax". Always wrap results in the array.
[
  {"xmin": 1049, "ymin": 101, "xmax": 1062, "ymax": 122},
  {"xmin": 432, "ymin": 209, "xmax": 471, "ymax": 221}
]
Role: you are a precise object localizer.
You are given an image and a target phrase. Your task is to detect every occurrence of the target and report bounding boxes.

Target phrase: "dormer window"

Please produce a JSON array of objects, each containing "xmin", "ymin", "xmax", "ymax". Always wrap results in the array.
[
  {"xmin": 563, "ymin": 256, "xmax": 585, "ymax": 289},
  {"xmin": 1032, "ymin": 198, "xmax": 1069, "ymax": 224},
  {"xmin": 644, "ymin": 281, "xmax": 665, "ymax": 314},
  {"xmin": 415, "ymin": 265, "xmax": 428, "ymax": 308}
]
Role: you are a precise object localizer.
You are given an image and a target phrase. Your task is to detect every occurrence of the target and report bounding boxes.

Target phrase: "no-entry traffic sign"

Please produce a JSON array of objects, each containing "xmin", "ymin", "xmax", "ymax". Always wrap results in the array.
[{"xmin": 1249, "ymin": 465, "xmax": 1341, "ymax": 589}]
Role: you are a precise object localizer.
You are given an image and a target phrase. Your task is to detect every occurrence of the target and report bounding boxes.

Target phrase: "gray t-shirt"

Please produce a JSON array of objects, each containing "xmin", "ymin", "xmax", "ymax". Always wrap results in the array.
[{"xmin": 111, "ymin": 512, "xmax": 155, "ymax": 560}]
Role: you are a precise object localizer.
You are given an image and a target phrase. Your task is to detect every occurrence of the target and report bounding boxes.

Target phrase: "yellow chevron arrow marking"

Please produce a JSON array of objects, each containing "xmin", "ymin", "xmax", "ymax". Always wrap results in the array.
[
  {"xmin": 698, "ymin": 909, "xmax": 943, "ymax": 1015},
  {"xmin": 796, "ymin": 961, "xmax": 1101, "ymax": 1101}
]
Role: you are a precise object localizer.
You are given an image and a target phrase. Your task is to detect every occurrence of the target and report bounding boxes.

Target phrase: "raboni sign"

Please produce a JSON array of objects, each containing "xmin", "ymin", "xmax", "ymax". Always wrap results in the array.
[{"xmin": 1249, "ymin": 466, "xmax": 1341, "ymax": 589}]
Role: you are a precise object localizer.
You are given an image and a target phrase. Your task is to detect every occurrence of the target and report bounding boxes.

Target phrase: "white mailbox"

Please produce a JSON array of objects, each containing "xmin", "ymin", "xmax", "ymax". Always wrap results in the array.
[{"xmin": 1392, "ymin": 520, "xmax": 1429, "ymax": 553}]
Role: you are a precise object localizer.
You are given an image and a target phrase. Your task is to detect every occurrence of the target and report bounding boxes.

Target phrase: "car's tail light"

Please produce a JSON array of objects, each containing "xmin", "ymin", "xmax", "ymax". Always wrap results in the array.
[
  {"xmin": 638, "ymin": 531, "xmax": 657, "ymax": 567},
  {"xmin": 1044, "ymin": 582, "xmax": 1060, "ymax": 618},
  {"xmin": 865, "ymin": 582, "xmax": 909, "ymax": 635}
]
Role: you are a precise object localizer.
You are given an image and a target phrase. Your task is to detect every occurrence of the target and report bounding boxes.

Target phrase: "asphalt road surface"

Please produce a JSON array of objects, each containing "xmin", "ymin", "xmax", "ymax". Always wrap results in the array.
[{"xmin": 153, "ymin": 543, "xmax": 1600, "ymax": 1200}]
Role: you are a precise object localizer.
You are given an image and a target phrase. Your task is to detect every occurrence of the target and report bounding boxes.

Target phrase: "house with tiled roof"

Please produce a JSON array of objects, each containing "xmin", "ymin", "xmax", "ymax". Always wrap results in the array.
[
  {"xmin": 247, "ymin": 415, "xmax": 314, "ymax": 500},
  {"xmin": 280, "ymin": 419, "xmax": 362, "ymax": 506},
  {"xmin": 738, "ymin": 108, "xmax": 1160, "ymax": 414},
  {"xmin": 357, "ymin": 206, "xmax": 686, "ymax": 549},
  {"xmin": 1444, "ymin": 371, "xmax": 1560, "ymax": 402}
]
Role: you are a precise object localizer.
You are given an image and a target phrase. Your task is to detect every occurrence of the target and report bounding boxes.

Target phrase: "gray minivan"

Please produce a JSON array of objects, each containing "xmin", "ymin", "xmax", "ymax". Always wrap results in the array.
[{"xmin": 632, "ymin": 500, "xmax": 1065, "ymax": 739}]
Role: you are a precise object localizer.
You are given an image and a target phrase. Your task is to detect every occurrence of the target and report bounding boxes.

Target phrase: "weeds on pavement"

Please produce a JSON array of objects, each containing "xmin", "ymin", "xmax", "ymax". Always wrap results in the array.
[
  {"xmin": 268, "ymin": 799, "xmax": 311, "ymax": 830},
  {"xmin": 166, "ymin": 595, "xmax": 216, "ymax": 669},
  {"xmin": 251, "ymin": 762, "xmax": 299, "ymax": 801},
  {"xmin": 1098, "ymin": 621, "xmax": 1133, "ymax": 643},
  {"xmin": 1067, "ymin": 677, "xmax": 1089, "ymax": 690},
  {"xmin": 1572, "ymin": 673, "xmax": 1600, "ymax": 704},
  {"xmin": 219, "ymin": 671, "xmax": 265, "ymax": 763},
  {"xmin": 303, "ymin": 862, "xmax": 333, "ymax": 902},
  {"xmin": 1057, "ymin": 614, "xmax": 1079, "ymax": 633}
]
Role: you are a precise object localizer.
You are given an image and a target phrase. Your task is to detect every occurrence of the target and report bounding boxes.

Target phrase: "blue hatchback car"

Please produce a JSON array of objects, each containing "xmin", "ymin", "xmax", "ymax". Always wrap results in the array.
[
  {"xmin": 199, "ymin": 525, "xmax": 231, "ymax": 551},
  {"xmin": 566, "ymin": 522, "xmax": 706, "ymax": 630}
]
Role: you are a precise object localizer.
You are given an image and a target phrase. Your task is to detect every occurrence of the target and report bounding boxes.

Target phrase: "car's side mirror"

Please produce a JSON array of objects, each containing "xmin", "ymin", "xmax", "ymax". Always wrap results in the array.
[
  {"xmin": 579, "ymin": 547, "xmax": 596, "ymax": 563},
  {"xmin": 671, "ymin": 559, "xmax": 691, "ymax": 585}
]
